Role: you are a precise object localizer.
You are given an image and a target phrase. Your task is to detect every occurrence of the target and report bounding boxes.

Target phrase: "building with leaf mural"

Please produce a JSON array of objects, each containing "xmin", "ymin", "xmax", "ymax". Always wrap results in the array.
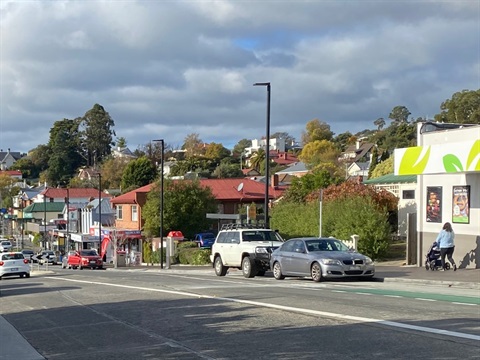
[{"xmin": 394, "ymin": 122, "xmax": 479, "ymax": 269}]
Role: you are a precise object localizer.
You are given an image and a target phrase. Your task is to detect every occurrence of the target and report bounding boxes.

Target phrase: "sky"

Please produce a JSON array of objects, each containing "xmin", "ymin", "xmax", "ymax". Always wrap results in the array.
[{"xmin": 1, "ymin": 0, "xmax": 479, "ymax": 154}]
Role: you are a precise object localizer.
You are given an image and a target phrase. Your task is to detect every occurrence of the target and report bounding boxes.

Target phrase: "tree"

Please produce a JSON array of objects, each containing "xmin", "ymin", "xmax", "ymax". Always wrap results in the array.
[
  {"xmin": 46, "ymin": 118, "xmax": 84, "ymax": 186},
  {"xmin": 116, "ymin": 137, "xmax": 127, "ymax": 149},
  {"xmin": 121, "ymin": 156, "xmax": 158, "ymax": 192},
  {"xmin": 301, "ymin": 119, "xmax": 334, "ymax": 145},
  {"xmin": 389, "ymin": 106, "xmax": 411, "ymax": 125},
  {"xmin": 10, "ymin": 157, "xmax": 40, "ymax": 179},
  {"xmin": 233, "ymin": 139, "xmax": 252, "ymax": 156},
  {"xmin": 79, "ymin": 104, "xmax": 116, "ymax": 167},
  {"xmin": 283, "ymin": 170, "xmax": 339, "ymax": 203},
  {"xmin": 142, "ymin": 179, "xmax": 217, "ymax": 238},
  {"xmin": 370, "ymin": 157, "xmax": 394, "ymax": 179},
  {"xmin": 213, "ymin": 163, "xmax": 244, "ymax": 178},
  {"xmin": 434, "ymin": 89, "xmax": 480, "ymax": 124},
  {"xmin": 374, "ymin": 117, "xmax": 386, "ymax": 131},
  {"xmin": 204, "ymin": 142, "xmax": 231, "ymax": 162},
  {"xmin": 271, "ymin": 132, "xmax": 296, "ymax": 147},
  {"xmin": 183, "ymin": 133, "xmax": 204, "ymax": 158},
  {"xmin": 101, "ymin": 156, "xmax": 131, "ymax": 189},
  {"xmin": 250, "ymin": 149, "xmax": 265, "ymax": 171},
  {"xmin": 298, "ymin": 140, "xmax": 341, "ymax": 177},
  {"xmin": 0, "ymin": 174, "xmax": 17, "ymax": 208},
  {"xmin": 333, "ymin": 131, "xmax": 355, "ymax": 152},
  {"xmin": 367, "ymin": 146, "xmax": 379, "ymax": 179}
]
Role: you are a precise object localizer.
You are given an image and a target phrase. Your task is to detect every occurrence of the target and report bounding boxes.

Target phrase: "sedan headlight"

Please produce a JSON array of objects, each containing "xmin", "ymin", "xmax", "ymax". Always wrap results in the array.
[
  {"xmin": 365, "ymin": 257, "xmax": 374, "ymax": 265},
  {"xmin": 320, "ymin": 258, "xmax": 342, "ymax": 266}
]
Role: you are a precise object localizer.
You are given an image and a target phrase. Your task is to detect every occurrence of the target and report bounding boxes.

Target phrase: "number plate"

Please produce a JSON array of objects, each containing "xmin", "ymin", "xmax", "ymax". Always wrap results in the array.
[
  {"xmin": 90, "ymin": 261, "xmax": 96, "ymax": 264},
  {"xmin": 349, "ymin": 266, "xmax": 359, "ymax": 270},
  {"xmin": 11, "ymin": 268, "xmax": 18, "ymax": 271}
]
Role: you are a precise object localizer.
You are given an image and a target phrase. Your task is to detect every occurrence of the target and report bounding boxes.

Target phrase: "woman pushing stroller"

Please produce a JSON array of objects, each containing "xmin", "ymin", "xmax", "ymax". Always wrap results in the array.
[{"xmin": 435, "ymin": 222, "xmax": 457, "ymax": 271}]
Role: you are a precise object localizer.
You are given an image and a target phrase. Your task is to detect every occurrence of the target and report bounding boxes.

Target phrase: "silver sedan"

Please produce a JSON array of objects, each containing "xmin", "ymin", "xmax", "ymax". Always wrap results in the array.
[{"xmin": 270, "ymin": 237, "xmax": 375, "ymax": 282}]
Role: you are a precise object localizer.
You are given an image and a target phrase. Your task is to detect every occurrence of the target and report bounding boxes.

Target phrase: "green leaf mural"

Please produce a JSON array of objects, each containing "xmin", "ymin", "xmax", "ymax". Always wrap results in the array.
[
  {"xmin": 399, "ymin": 146, "xmax": 430, "ymax": 175},
  {"xmin": 443, "ymin": 154, "xmax": 463, "ymax": 173},
  {"xmin": 466, "ymin": 139, "xmax": 480, "ymax": 171}
]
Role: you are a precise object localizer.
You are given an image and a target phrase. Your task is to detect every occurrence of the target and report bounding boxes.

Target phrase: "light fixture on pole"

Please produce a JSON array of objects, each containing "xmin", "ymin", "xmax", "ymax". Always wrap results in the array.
[
  {"xmin": 253, "ymin": 82, "xmax": 271, "ymax": 229},
  {"xmin": 153, "ymin": 139, "xmax": 164, "ymax": 269}
]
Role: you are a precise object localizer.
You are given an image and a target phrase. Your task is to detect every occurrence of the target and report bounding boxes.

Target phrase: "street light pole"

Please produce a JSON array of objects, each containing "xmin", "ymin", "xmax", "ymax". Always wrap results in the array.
[
  {"xmin": 97, "ymin": 173, "xmax": 102, "ymax": 253},
  {"xmin": 65, "ymin": 188, "xmax": 69, "ymax": 252},
  {"xmin": 253, "ymin": 82, "xmax": 271, "ymax": 228},
  {"xmin": 153, "ymin": 139, "xmax": 164, "ymax": 269}
]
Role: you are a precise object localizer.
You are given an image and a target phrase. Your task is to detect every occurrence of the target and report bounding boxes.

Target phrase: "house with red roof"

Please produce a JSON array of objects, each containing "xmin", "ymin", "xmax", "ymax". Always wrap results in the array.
[
  {"xmin": 110, "ymin": 177, "xmax": 287, "ymax": 234},
  {"xmin": 0, "ymin": 170, "xmax": 23, "ymax": 179}
]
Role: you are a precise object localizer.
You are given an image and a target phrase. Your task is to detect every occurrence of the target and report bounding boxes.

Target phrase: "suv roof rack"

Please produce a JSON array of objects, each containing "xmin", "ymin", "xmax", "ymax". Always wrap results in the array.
[{"xmin": 220, "ymin": 223, "xmax": 267, "ymax": 230}]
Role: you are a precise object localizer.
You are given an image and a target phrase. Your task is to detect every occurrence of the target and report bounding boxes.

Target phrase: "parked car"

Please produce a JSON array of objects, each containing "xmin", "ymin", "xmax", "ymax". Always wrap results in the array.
[
  {"xmin": 67, "ymin": 249, "xmax": 103, "ymax": 270},
  {"xmin": 38, "ymin": 250, "xmax": 58, "ymax": 265},
  {"xmin": 210, "ymin": 224, "xmax": 284, "ymax": 278},
  {"xmin": 270, "ymin": 237, "xmax": 375, "ymax": 282},
  {"xmin": 20, "ymin": 249, "xmax": 35, "ymax": 262},
  {"xmin": 0, "ymin": 240, "xmax": 13, "ymax": 252},
  {"xmin": 62, "ymin": 250, "xmax": 77, "ymax": 269},
  {"xmin": 0, "ymin": 252, "xmax": 31, "ymax": 280},
  {"xmin": 194, "ymin": 232, "xmax": 216, "ymax": 249}
]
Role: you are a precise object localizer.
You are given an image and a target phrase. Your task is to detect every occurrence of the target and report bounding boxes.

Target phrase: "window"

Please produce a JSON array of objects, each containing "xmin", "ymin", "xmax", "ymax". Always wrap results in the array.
[
  {"xmin": 131, "ymin": 205, "xmax": 138, "ymax": 221},
  {"xmin": 116, "ymin": 206, "xmax": 123, "ymax": 220},
  {"xmin": 402, "ymin": 190, "xmax": 415, "ymax": 199}
]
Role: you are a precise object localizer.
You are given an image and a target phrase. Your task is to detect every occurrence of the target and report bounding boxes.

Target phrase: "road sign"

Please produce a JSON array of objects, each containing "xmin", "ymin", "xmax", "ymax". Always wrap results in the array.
[{"xmin": 31, "ymin": 254, "xmax": 48, "ymax": 262}]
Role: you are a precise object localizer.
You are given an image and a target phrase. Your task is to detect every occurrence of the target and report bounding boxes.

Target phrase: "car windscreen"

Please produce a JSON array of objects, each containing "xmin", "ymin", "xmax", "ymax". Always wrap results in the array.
[
  {"xmin": 242, "ymin": 231, "xmax": 282, "ymax": 242},
  {"xmin": 305, "ymin": 239, "xmax": 349, "ymax": 252}
]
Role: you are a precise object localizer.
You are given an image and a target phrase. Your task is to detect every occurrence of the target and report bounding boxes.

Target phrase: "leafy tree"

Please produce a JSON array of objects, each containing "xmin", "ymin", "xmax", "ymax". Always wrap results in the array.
[
  {"xmin": 232, "ymin": 138, "xmax": 252, "ymax": 156},
  {"xmin": 283, "ymin": 170, "xmax": 339, "ymax": 203},
  {"xmin": 204, "ymin": 142, "xmax": 231, "ymax": 162},
  {"xmin": 0, "ymin": 174, "xmax": 17, "ymax": 208},
  {"xmin": 79, "ymin": 104, "xmax": 116, "ymax": 167},
  {"xmin": 27, "ymin": 144, "xmax": 51, "ymax": 174},
  {"xmin": 271, "ymin": 132, "xmax": 296, "ymax": 147},
  {"xmin": 301, "ymin": 119, "xmax": 334, "ymax": 145},
  {"xmin": 298, "ymin": 140, "xmax": 342, "ymax": 177},
  {"xmin": 46, "ymin": 118, "xmax": 84, "ymax": 186},
  {"xmin": 116, "ymin": 137, "xmax": 127, "ymax": 148},
  {"xmin": 142, "ymin": 179, "xmax": 217, "ymax": 238},
  {"xmin": 121, "ymin": 156, "xmax": 158, "ymax": 192},
  {"xmin": 434, "ymin": 89, "xmax": 480, "ymax": 124},
  {"xmin": 213, "ymin": 163, "xmax": 243, "ymax": 178},
  {"xmin": 370, "ymin": 157, "xmax": 394, "ymax": 179},
  {"xmin": 101, "ymin": 156, "xmax": 131, "ymax": 189},
  {"xmin": 10, "ymin": 157, "xmax": 40, "ymax": 179},
  {"xmin": 183, "ymin": 133, "xmax": 204, "ymax": 158},
  {"xmin": 374, "ymin": 117, "xmax": 386, "ymax": 130},
  {"xmin": 389, "ymin": 106, "xmax": 411, "ymax": 125},
  {"xmin": 333, "ymin": 131, "xmax": 355, "ymax": 152}
]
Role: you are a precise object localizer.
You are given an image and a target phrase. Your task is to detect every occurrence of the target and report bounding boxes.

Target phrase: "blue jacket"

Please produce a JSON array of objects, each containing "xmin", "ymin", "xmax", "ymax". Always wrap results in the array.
[{"xmin": 436, "ymin": 230, "xmax": 455, "ymax": 249}]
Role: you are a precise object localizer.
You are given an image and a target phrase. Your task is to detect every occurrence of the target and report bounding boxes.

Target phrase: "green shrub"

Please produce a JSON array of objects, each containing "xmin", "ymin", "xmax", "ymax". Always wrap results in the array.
[{"xmin": 177, "ymin": 246, "xmax": 211, "ymax": 265}]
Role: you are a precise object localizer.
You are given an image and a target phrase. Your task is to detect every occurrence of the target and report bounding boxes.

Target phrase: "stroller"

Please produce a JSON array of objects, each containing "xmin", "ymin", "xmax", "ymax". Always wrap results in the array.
[{"xmin": 425, "ymin": 242, "xmax": 451, "ymax": 271}]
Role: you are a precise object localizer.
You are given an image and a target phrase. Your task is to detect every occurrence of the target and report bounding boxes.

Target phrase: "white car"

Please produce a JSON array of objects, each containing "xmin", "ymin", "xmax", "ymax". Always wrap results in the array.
[
  {"xmin": 0, "ymin": 252, "xmax": 31, "ymax": 280},
  {"xmin": 0, "ymin": 240, "xmax": 13, "ymax": 252}
]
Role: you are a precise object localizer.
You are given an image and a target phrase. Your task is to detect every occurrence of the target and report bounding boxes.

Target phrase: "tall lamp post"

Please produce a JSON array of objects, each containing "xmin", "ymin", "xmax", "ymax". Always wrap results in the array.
[
  {"xmin": 253, "ymin": 82, "xmax": 271, "ymax": 228},
  {"xmin": 98, "ymin": 173, "xmax": 102, "ymax": 253},
  {"xmin": 153, "ymin": 139, "xmax": 164, "ymax": 269},
  {"xmin": 64, "ymin": 188, "xmax": 70, "ymax": 252}
]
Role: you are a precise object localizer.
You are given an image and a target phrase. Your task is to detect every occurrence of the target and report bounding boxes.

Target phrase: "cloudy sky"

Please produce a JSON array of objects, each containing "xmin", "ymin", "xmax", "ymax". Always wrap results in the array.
[{"xmin": 1, "ymin": 0, "xmax": 479, "ymax": 154}]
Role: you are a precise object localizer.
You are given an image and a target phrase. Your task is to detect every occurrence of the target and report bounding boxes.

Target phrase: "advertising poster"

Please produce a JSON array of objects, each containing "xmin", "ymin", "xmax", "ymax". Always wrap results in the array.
[
  {"xmin": 452, "ymin": 186, "xmax": 470, "ymax": 224},
  {"xmin": 426, "ymin": 186, "xmax": 442, "ymax": 223}
]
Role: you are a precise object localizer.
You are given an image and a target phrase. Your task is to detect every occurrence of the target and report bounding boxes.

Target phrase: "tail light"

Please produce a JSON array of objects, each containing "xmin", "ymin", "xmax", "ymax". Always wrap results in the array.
[
  {"xmin": 0, "ymin": 261, "xmax": 4, "ymax": 266},
  {"xmin": 23, "ymin": 259, "xmax": 29, "ymax": 264}
]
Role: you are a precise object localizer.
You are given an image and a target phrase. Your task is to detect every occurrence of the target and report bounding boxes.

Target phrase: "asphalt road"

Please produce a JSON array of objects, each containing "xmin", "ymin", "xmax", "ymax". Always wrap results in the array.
[{"xmin": 1, "ymin": 267, "xmax": 479, "ymax": 360}]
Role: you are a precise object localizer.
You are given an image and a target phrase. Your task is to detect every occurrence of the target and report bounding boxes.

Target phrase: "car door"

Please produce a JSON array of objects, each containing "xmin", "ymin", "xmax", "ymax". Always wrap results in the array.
[
  {"xmin": 223, "ymin": 231, "xmax": 241, "ymax": 266},
  {"xmin": 277, "ymin": 241, "xmax": 295, "ymax": 274},
  {"xmin": 289, "ymin": 240, "xmax": 310, "ymax": 275}
]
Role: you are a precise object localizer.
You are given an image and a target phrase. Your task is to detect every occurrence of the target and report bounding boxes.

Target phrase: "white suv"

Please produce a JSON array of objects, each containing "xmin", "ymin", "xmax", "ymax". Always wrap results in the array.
[{"xmin": 210, "ymin": 224, "xmax": 284, "ymax": 278}]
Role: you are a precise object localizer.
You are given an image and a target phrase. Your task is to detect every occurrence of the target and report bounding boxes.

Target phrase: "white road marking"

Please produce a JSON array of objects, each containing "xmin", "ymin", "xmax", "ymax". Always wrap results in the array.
[
  {"xmin": 415, "ymin": 298, "xmax": 437, "ymax": 302},
  {"xmin": 47, "ymin": 277, "xmax": 480, "ymax": 342}
]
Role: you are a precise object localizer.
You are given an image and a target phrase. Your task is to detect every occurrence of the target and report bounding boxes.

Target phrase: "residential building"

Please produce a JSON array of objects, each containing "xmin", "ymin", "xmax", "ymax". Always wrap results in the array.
[
  {"xmin": 245, "ymin": 137, "xmax": 286, "ymax": 156},
  {"xmin": 0, "ymin": 149, "xmax": 24, "ymax": 170}
]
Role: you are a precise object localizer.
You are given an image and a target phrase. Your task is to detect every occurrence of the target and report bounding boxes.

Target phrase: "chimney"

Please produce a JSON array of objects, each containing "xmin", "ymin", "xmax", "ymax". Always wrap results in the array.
[
  {"xmin": 271, "ymin": 174, "xmax": 279, "ymax": 188},
  {"xmin": 356, "ymin": 140, "xmax": 360, "ymax": 150}
]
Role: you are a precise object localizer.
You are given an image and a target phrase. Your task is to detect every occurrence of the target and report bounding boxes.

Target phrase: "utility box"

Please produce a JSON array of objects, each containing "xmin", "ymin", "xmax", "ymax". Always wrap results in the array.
[{"xmin": 116, "ymin": 251, "xmax": 126, "ymax": 267}]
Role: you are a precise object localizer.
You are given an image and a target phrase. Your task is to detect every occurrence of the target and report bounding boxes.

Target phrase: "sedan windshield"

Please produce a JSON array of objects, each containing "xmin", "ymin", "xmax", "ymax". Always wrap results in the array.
[{"xmin": 305, "ymin": 239, "xmax": 350, "ymax": 252}]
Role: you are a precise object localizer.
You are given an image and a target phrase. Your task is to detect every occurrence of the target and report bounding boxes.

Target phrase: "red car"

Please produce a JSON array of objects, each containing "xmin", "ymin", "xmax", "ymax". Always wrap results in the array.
[{"xmin": 67, "ymin": 250, "xmax": 103, "ymax": 270}]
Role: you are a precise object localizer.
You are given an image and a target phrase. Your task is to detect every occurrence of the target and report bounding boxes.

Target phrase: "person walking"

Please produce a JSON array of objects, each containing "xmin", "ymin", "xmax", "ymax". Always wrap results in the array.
[{"xmin": 435, "ymin": 222, "xmax": 457, "ymax": 271}]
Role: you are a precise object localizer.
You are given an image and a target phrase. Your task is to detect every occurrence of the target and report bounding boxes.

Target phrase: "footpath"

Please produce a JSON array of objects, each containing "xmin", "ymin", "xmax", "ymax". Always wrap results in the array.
[{"xmin": 1, "ymin": 262, "xmax": 479, "ymax": 360}]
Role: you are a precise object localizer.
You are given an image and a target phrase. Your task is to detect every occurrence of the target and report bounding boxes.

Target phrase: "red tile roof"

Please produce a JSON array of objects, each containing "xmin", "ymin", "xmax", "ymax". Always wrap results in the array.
[{"xmin": 110, "ymin": 179, "xmax": 286, "ymax": 205}]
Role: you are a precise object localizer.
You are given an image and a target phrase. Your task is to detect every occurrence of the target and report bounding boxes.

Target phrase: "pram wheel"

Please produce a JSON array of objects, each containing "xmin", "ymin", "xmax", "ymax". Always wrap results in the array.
[
  {"xmin": 425, "ymin": 261, "xmax": 430, "ymax": 271},
  {"xmin": 445, "ymin": 263, "xmax": 451, "ymax": 270},
  {"xmin": 430, "ymin": 261, "xmax": 436, "ymax": 271}
]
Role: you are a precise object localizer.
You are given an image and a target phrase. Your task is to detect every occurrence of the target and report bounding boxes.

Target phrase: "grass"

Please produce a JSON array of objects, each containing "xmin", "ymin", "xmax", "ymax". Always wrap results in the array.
[{"xmin": 382, "ymin": 240, "xmax": 406, "ymax": 261}]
